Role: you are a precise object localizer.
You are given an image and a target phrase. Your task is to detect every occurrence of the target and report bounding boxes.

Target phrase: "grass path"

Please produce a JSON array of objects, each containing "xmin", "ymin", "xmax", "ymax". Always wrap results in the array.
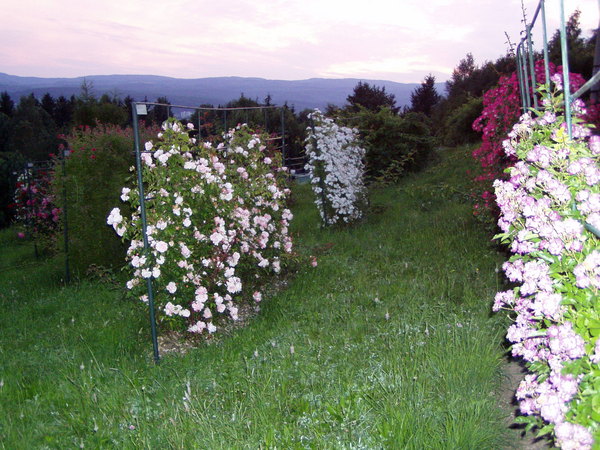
[{"xmin": 0, "ymin": 146, "xmax": 518, "ymax": 448}]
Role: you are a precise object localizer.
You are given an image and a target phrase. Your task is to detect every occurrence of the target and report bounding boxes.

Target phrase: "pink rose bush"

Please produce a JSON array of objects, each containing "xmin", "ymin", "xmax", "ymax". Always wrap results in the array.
[
  {"xmin": 493, "ymin": 84, "xmax": 600, "ymax": 448},
  {"xmin": 12, "ymin": 167, "xmax": 60, "ymax": 252},
  {"xmin": 108, "ymin": 119, "xmax": 293, "ymax": 335},
  {"xmin": 472, "ymin": 61, "xmax": 586, "ymax": 223},
  {"xmin": 305, "ymin": 110, "xmax": 367, "ymax": 226}
]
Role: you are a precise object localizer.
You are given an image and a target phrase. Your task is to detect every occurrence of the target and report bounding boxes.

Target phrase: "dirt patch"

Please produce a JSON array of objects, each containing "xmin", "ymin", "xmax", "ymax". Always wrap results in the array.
[
  {"xmin": 156, "ymin": 278, "xmax": 292, "ymax": 356},
  {"xmin": 500, "ymin": 357, "xmax": 552, "ymax": 449}
]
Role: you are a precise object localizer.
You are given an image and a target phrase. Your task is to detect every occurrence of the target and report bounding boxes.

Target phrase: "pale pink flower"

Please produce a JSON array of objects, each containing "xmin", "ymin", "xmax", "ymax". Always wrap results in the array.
[
  {"xmin": 166, "ymin": 282, "xmax": 177, "ymax": 294},
  {"xmin": 155, "ymin": 241, "xmax": 168, "ymax": 253}
]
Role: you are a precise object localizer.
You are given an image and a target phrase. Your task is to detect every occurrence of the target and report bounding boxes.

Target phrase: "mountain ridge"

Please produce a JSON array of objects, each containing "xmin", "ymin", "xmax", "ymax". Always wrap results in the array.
[{"xmin": 0, "ymin": 73, "xmax": 444, "ymax": 111}]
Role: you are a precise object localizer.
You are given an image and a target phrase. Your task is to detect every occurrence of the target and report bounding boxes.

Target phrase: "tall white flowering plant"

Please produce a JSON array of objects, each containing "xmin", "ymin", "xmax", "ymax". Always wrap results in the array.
[
  {"xmin": 304, "ymin": 110, "xmax": 367, "ymax": 226},
  {"xmin": 107, "ymin": 119, "xmax": 293, "ymax": 335},
  {"xmin": 493, "ymin": 82, "xmax": 600, "ymax": 449}
]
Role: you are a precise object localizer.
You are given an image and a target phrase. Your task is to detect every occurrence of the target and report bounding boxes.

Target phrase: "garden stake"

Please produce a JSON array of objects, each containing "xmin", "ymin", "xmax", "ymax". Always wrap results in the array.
[
  {"xmin": 559, "ymin": 0, "xmax": 573, "ymax": 138},
  {"xmin": 310, "ymin": 118, "xmax": 329, "ymax": 226},
  {"xmin": 280, "ymin": 108, "xmax": 286, "ymax": 167},
  {"xmin": 61, "ymin": 150, "xmax": 71, "ymax": 283},
  {"xmin": 25, "ymin": 163, "xmax": 39, "ymax": 259},
  {"xmin": 132, "ymin": 103, "xmax": 160, "ymax": 363}
]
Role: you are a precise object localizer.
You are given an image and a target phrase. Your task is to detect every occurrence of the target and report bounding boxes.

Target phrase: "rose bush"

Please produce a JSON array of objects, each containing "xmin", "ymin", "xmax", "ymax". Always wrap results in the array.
[
  {"xmin": 304, "ymin": 110, "xmax": 367, "ymax": 226},
  {"xmin": 472, "ymin": 61, "xmax": 586, "ymax": 224},
  {"xmin": 13, "ymin": 166, "xmax": 60, "ymax": 253},
  {"xmin": 108, "ymin": 119, "xmax": 294, "ymax": 335},
  {"xmin": 493, "ymin": 84, "xmax": 599, "ymax": 448}
]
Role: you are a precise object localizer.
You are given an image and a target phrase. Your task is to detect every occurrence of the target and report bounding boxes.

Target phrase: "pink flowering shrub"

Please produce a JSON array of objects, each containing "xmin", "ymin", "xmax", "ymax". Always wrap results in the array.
[
  {"xmin": 493, "ymin": 84, "xmax": 599, "ymax": 448},
  {"xmin": 108, "ymin": 120, "xmax": 294, "ymax": 335},
  {"xmin": 472, "ymin": 61, "xmax": 586, "ymax": 223},
  {"xmin": 13, "ymin": 167, "xmax": 60, "ymax": 253}
]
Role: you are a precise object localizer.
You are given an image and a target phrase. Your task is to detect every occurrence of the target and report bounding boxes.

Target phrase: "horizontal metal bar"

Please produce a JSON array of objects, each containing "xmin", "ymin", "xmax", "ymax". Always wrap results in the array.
[
  {"xmin": 572, "ymin": 71, "xmax": 600, "ymax": 100},
  {"xmin": 135, "ymin": 101, "xmax": 279, "ymax": 112}
]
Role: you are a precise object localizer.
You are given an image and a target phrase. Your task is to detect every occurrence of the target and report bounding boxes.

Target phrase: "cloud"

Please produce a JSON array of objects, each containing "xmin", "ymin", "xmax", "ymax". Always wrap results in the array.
[{"xmin": 0, "ymin": 0, "xmax": 597, "ymax": 82}]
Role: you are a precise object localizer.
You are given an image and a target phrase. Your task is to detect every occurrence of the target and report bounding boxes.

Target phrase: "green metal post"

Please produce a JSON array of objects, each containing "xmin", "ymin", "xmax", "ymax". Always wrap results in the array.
[
  {"xmin": 132, "ymin": 103, "xmax": 160, "ymax": 363},
  {"xmin": 520, "ymin": 44, "xmax": 532, "ymax": 109},
  {"xmin": 526, "ymin": 24, "xmax": 538, "ymax": 109},
  {"xmin": 310, "ymin": 118, "xmax": 328, "ymax": 226},
  {"xmin": 264, "ymin": 108, "xmax": 268, "ymax": 132},
  {"xmin": 280, "ymin": 108, "xmax": 286, "ymax": 167},
  {"xmin": 516, "ymin": 45, "xmax": 527, "ymax": 110},
  {"xmin": 541, "ymin": 0, "xmax": 551, "ymax": 88},
  {"xmin": 559, "ymin": 0, "xmax": 573, "ymax": 138},
  {"xmin": 61, "ymin": 150, "xmax": 71, "ymax": 283},
  {"xmin": 25, "ymin": 163, "xmax": 39, "ymax": 258},
  {"xmin": 197, "ymin": 111, "xmax": 202, "ymax": 141}
]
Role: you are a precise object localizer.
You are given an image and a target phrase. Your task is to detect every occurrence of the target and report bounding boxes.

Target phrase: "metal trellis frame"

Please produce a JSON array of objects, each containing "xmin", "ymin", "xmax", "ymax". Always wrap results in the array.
[
  {"xmin": 516, "ymin": 0, "xmax": 600, "ymax": 138},
  {"xmin": 130, "ymin": 101, "xmax": 288, "ymax": 363}
]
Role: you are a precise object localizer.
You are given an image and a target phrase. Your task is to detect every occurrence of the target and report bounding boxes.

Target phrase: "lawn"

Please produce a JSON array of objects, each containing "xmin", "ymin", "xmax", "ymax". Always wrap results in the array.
[{"xmin": 0, "ymin": 146, "xmax": 517, "ymax": 448}]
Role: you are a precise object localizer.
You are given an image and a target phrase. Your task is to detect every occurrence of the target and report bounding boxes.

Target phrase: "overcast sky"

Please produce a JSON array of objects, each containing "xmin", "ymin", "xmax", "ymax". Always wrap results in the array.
[{"xmin": 1, "ymin": 0, "xmax": 597, "ymax": 83}]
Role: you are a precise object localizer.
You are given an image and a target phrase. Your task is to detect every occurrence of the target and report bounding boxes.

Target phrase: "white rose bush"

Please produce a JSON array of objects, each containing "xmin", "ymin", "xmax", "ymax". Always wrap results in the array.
[
  {"xmin": 107, "ymin": 119, "xmax": 293, "ymax": 335},
  {"xmin": 304, "ymin": 110, "xmax": 367, "ymax": 226},
  {"xmin": 493, "ymin": 83, "xmax": 600, "ymax": 448}
]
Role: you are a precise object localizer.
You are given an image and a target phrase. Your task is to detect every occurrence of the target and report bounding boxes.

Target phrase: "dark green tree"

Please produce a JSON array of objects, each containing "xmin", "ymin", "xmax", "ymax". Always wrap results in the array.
[
  {"xmin": 410, "ymin": 74, "xmax": 441, "ymax": 116},
  {"xmin": 0, "ymin": 92, "xmax": 14, "ymax": 117},
  {"xmin": 54, "ymin": 95, "xmax": 74, "ymax": 130},
  {"xmin": 147, "ymin": 96, "xmax": 172, "ymax": 125},
  {"xmin": 8, "ymin": 95, "xmax": 58, "ymax": 161},
  {"xmin": 445, "ymin": 53, "xmax": 476, "ymax": 99},
  {"xmin": 346, "ymin": 81, "xmax": 399, "ymax": 113},
  {"xmin": 41, "ymin": 93, "xmax": 56, "ymax": 118},
  {"xmin": 548, "ymin": 10, "xmax": 595, "ymax": 79}
]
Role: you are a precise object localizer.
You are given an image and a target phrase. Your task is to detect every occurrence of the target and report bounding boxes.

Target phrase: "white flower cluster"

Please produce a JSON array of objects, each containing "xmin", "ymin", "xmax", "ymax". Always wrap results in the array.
[
  {"xmin": 304, "ymin": 110, "xmax": 367, "ymax": 226},
  {"xmin": 108, "ymin": 120, "xmax": 293, "ymax": 335}
]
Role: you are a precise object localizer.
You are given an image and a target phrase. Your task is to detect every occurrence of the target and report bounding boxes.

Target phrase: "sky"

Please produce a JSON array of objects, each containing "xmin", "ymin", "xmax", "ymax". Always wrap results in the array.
[{"xmin": 1, "ymin": 0, "xmax": 598, "ymax": 83}]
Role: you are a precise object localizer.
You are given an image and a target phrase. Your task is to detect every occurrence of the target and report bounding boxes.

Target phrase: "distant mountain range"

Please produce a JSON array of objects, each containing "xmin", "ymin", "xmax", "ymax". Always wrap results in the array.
[{"xmin": 0, "ymin": 73, "xmax": 445, "ymax": 112}]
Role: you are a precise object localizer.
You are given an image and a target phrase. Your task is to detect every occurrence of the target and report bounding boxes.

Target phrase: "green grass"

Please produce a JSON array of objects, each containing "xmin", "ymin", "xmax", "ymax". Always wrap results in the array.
[{"xmin": 0, "ymin": 145, "xmax": 515, "ymax": 449}]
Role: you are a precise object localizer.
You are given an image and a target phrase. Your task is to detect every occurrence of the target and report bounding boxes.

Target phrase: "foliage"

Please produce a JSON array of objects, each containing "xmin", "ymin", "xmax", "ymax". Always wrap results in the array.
[
  {"xmin": 493, "ymin": 85, "xmax": 600, "ymax": 448},
  {"xmin": 7, "ymin": 94, "xmax": 58, "ymax": 161},
  {"xmin": 53, "ymin": 123, "xmax": 157, "ymax": 277},
  {"xmin": 346, "ymin": 81, "xmax": 399, "ymax": 113},
  {"xmin": 304, "ymin": 110, "xmax": 367, "ymax": 226},
  {"xmin": 146, "ymin": 96, "xmax": 172, "ymax": 126},
  {"xmin": 547, "ymin": 10, "xmax": 596, "ymax": 80},
  {"xmin": 410, "ymin": 74, "xmax": 441, "ymax": 116},
  {"xmin": 442, "ymin": 97, "xmax": 483, "ymax": 146},
  {"xmin": 471, "ymin": 61, "xmax": 586, "ymax": 224},
  {"xmin": 0, "ymin": 152, "xmax": 25, "ymax": 228},
  {"xmin": 349, "ymin": 107, "xmax": 435, "ymax": 181},
  {"xmin": 12, "ymin": 164, "xmax": 60, "ymax": 254},
  {"xmin": 0, "ymin": 91, "xmax": 15, "ymax": 117},
  {"xmin": 109, "ymin": 120, "xmax": 294, "ymax": 335}
]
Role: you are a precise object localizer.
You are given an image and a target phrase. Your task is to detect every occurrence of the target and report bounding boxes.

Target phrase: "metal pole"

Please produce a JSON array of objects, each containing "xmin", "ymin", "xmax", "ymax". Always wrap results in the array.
[
  {"xmin": 526, "ymin": 24, "xmax": 539, "ymax": 109},
  {"xmin": 197, "ymin": 111, "xmax": 202, "ymax": 142},
  {"xmin": 541, "ymin": 0, "xmax": 551, "ymax": 88},
  {"xmin": 132, "ymin": 103, "xmax": 160, "ymax": 363},
  {"xmin": 280, "ymin": 108, "xmax": 286, "ymax": 167},
  {"xmin": 522, "ymin": 44, "xmax": 532, "ymax": 109},
  {"xmin": 61, "ymin": 150, "xmax": 71, "ymax": 283},
  {"xmin": 25, "ymin": 163, "xmax": 39, "ymax": 258},
  {"xmin": 516, "ymin": 45, "xmax": 527, "ymax": 111},
  {"xmin": 559, "ymin": 0, "xmax": 573, "ymax": 138},
  {"xmin": 310, "ymin": 118, "xmax": 328, "ymax": 226}
]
